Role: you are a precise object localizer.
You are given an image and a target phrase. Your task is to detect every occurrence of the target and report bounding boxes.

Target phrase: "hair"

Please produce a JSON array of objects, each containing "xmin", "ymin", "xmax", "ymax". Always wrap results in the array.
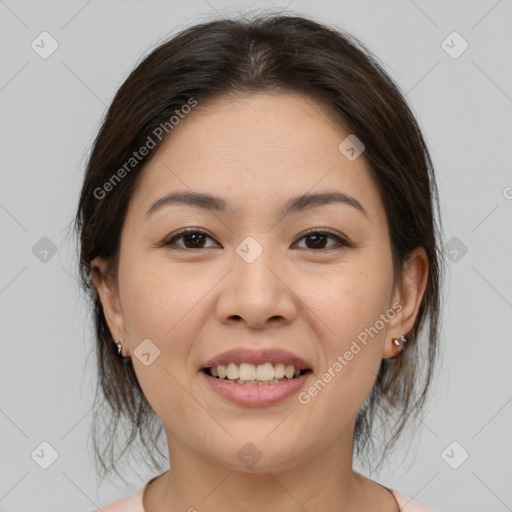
[{"xmin": 73, "ymin": 12, "xmax": 444, "ymax": 484}]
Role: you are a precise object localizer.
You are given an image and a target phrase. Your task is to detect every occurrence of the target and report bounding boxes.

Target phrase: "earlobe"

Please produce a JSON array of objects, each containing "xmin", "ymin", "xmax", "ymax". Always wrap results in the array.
[{"xmin": 90, "ymin": 256, "xmax": 126, "ymax": 343}]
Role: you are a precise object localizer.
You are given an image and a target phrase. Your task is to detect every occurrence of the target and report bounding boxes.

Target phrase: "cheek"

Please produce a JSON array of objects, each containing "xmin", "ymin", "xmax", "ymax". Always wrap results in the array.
[
  {"xmin": 308, "ymin": 263, "xmax": 393, "ymax": 346},
  {"xmin": 120, "ymin": 260, "xmax": 217, "ymax": 421},
  {"xmin": 119, "ymin": 265, "xmax": 185, "ymax": 380},
  {"xmin": 301, "ymin": 262, "xmax": 393, "ymax": 410},
  {"xmin": 121, "ymin": 259, "xmax": 204, "ymax": 341}
]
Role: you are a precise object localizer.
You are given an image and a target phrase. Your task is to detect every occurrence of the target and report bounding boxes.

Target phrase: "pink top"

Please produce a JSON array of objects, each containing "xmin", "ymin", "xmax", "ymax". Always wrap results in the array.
[{"xmin": 88, "ymin": 478, "xmax": 436, "ymax": 511}]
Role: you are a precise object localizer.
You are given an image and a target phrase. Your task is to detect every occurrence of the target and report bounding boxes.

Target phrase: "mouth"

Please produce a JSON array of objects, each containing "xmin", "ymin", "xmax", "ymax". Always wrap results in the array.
[{"xmin": 199, "ymin": 348, "xmax": 313, "ymax": 406}]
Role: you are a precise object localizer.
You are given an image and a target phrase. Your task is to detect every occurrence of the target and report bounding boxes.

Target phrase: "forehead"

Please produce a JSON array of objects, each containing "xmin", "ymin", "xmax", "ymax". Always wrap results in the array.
[{"xmin": 126, "ymin": 92, "xmax": 383, "ymax": 222}]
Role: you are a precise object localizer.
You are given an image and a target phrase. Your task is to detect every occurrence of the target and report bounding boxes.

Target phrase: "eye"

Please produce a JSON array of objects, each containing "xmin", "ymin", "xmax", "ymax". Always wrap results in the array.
[
  {"xmin": 163, "ymin": 229, "xmax": 219, "ymax": 250},
  {"xmin": 294, "ymin": 229, "xmax": 351, "ymax": 250},
  {"xmin": 162, "ymin": 228, "xmax": 351, "ymax": 251}
]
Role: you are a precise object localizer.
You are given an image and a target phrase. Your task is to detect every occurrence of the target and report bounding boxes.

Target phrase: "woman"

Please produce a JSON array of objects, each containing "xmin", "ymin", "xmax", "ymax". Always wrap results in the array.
[{"xmin": 76, "ymin": 13, "xmax": 443, "ymax": 512}]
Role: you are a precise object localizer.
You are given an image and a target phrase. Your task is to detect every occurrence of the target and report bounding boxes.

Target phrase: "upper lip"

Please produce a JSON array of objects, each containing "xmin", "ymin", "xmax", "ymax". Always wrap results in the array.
[{"xmin": 200, "ymin": 348, "xmax": 312, "ymax": 371}]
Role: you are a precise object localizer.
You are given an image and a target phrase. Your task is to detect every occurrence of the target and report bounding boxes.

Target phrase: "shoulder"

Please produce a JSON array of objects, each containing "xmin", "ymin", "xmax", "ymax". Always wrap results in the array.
[
  {"xmin": 391, "ymin": 489, "xmax": 438, "ymax": 512},
  {"xmin": 85, "ymin": 484, "xmax": 145, "ymax": 512}
]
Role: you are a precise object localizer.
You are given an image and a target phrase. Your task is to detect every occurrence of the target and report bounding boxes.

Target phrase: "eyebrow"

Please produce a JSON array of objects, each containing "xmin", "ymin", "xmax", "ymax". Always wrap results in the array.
[{"xmin": 145, "ymin": 190, "xmax": 367, "ymax": 219}]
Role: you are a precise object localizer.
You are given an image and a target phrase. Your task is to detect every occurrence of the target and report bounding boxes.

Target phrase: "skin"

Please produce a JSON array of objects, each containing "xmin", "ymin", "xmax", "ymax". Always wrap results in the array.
[{"xmin": 92, "ymin": 92, "xmax": 428, "ymax": 512}]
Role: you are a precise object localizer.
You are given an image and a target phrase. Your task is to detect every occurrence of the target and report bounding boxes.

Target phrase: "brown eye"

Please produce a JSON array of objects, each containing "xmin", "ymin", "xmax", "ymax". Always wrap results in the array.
[
  {"xmin": 295, "ymin": 230, "xmax": 350, "ymax": 250},
  {"xmin": 163, "ymin": 228, "xmax": 350, "ymax": 251},
  {"xmin": 164, "ymin": 229, "xmax": 218, "ymax": 249}
]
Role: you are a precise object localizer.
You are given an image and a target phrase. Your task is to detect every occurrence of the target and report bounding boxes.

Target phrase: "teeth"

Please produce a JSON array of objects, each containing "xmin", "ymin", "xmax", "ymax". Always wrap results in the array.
[
  {"xmin": 226, "ymin": 363, "xmax": 239, "ymax": 380},
  {"xmin": 236, "ymin": 378, "xmax": 287, "ymax": 385},
  {"xmin": 207, "ymin": 362, "xmax": 306, "ymax": 382},
  {"xmin": 256, "ymin": 362, "xmax": 274, "ymax": 380},
  {"xmin": 274, "ymin": 363, "xmax": 285, "ymax": 379},
  {"xmin": 239, "ymin": 363, "xmax": 256, "ymax": 380}
]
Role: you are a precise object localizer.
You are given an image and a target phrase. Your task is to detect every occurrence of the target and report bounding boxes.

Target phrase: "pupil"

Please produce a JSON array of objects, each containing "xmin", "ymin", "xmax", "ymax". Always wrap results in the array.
[
  {"xmin": 185, "ymin": 234, "xmax": 204, "ymax": 248},
  {"xmin": 308, "ymin": 234, "xmax": 325, "ymax": 248}
]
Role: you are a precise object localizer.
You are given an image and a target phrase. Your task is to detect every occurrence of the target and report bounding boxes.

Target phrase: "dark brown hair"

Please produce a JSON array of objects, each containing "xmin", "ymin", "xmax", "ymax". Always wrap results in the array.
[{"xmin": 73, "ymin": 12, "xmax": 444, "ymax": 484}]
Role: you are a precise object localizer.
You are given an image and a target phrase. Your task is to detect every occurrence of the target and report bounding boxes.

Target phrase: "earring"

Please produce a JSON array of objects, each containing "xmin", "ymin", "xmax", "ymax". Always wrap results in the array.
[
  {"xmin": 115, "ymin": 337, "xmax": 124, "ymax": 357},
  {"xmin": 114, "ymin": 337, "xmax": 131, "ymax": 365},
  {"xmin": 391, "ymin": 334, "xmax": 408, "ymax": 353}
]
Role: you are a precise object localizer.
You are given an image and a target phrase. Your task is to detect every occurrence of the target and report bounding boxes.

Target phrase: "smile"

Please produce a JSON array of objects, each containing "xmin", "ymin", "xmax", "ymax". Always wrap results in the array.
[
  {"xmin": 199, "ymin": 347, "xmax": 313, "ymax": 406},
  {"xmin": 203, "ymin": 362, "xmax": 310, "ymax": 385}
]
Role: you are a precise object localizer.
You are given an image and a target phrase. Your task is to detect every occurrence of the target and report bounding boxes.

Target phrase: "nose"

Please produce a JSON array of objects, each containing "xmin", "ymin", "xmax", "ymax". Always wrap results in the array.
[{"xmin": 215, "ymin": 244, "xmax": 298, "ymax": 329}]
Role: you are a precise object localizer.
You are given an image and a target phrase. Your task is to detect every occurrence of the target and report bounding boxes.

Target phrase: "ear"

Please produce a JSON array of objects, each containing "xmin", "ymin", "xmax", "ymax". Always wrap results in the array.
[
  {"xmin": 90, "ymin": 256, "xmax": 128, "ymax": 355},
  {"xmin": 382, "ymin": 247, "xmax": 429, "ymax": 359}
]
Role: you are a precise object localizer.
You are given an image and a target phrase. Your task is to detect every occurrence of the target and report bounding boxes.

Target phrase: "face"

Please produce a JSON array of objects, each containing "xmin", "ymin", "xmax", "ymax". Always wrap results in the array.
[{"xmin": 92, "ymin": 92, "xmax": 427, "ymax": 473}]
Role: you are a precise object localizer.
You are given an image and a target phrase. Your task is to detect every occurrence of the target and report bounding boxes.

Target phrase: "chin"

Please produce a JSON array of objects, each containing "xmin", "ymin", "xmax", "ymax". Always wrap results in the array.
[{"xmin": 200, "ymin": 435, "xmax": 310, "ymax": 474}]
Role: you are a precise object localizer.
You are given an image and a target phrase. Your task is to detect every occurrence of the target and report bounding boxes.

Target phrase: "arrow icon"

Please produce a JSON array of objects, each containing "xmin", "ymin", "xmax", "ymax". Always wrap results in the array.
[
  {"xmin": 237, "ymin": 442, "xmax": 262, "ymax": 467},
  {"xmin": 31, "ymin": 31, "xmax": 59, "ymax": 59},
  {"xmin": 339, "ymin": 134, "xmax": 365, "ymax": 161},
  {"xmin": 444, "ymin": 236, "xmax": 467, "ymax": 263},
  {"xmin": 441, "ymin": 31, "xmax": 469, "ymax": 59},
  {"xmin": 441, "ymin": 441, "xmax": 468, "ymax": 469},
  {"xmin": 236, "ymin": 237, "xmax": 263, "ymax": 263},
  {"xmin": 134, "ymin": 339, "xmax": 161, "ymax": 366},
  {"xmin": 31, "ymin": 441, "xmax": 59, "ymax": 468}
]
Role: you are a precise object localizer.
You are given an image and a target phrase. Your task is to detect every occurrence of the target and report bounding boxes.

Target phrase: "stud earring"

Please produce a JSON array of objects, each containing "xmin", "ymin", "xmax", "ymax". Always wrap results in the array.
[
  {"xmin": 115, "ymin": 337, "xmax": 125, "ymax": 357},
  {"xmin": 391, "ymin": 334, "xmax": 408, "ymax": 353},
  {"xmin": 114, "ymin": 337, "xmax": 131, "ymax": 365}
]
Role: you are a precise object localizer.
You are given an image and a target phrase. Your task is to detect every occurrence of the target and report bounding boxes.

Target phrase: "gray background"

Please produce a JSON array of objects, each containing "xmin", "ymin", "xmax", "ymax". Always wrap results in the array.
[{"xmin": 1, "ymin": 1, "xmax": 511, "ymax": 511}]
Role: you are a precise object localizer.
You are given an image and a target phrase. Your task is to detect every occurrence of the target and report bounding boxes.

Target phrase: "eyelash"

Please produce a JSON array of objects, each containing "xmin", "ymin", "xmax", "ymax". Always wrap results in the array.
[{"xmin": 162, "ymin": 228, "xmax": 352, "ymax": 251}]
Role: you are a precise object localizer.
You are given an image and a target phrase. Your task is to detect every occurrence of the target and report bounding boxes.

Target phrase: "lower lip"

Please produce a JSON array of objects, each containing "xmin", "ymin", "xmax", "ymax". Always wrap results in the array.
[{"xmin": 200, "ymin": 370, "xmax": 311, "ymax": 407}]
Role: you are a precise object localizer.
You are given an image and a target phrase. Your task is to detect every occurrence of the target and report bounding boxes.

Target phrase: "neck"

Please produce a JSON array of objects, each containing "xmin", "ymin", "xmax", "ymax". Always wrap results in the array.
[{"xmin": 144, "ymin": 429, "xmax": 369, "ymax": 512}]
